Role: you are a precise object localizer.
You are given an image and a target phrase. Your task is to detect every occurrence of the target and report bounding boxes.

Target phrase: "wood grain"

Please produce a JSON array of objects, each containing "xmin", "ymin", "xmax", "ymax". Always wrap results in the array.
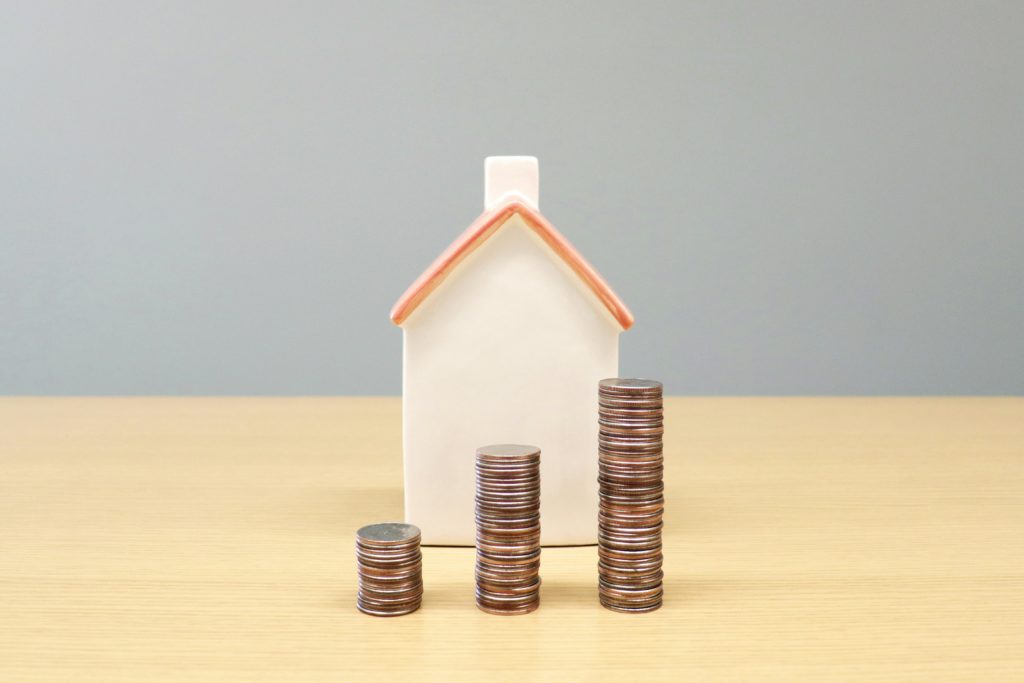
[{"xmin": 1, "ymin": 397, "xmax": 1021, "ymax": 681}]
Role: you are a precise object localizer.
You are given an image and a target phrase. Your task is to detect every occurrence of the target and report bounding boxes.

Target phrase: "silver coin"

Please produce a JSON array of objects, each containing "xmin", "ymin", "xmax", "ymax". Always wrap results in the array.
[
  {"xmin": 476, "ymin": 443, "xmax": 541, "ymax": 458},
  {"xmin": 599, "ymin": 378, "xmax": 663, "ymax": 393},
  {"xmin": 356, "ymin": 522, "xmax": 421, "ymax": 545}
]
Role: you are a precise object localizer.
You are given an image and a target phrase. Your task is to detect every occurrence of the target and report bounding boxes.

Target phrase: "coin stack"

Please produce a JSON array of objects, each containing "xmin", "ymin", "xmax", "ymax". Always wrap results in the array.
[
  {"xmin": 355, "ymin": 522, "xmax": 423, "ymax": 617},
  {"xmin": 598, "ymin": 378, "xmax": 665, "ymax": 613},
  {"xmin": 475, "ymin": 444, "xmax": 542, "ymax": 615}
]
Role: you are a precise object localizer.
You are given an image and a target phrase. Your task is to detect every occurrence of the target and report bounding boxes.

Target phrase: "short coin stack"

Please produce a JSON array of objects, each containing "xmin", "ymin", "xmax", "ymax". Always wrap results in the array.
[
  {"xmin": 598, "ymin": 378, "xmax": 664, "ymax": 613},
  {"xmin": 355, "ymin": 522, "xmax": 423, "ymax": 617},
  {"xmin": 475, "ymin": 444, "xmax": 542, "ymax": 615}
]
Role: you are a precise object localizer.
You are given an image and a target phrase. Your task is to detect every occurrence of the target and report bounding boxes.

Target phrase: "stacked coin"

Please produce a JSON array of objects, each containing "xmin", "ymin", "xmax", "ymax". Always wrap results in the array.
[
  {"xmin": 598, "ymin": 378, "xmax": 664, "ymax": 613},
  {"xmin": 475, "ymin": 444, "xmax": 542, "ymax": 615},
  {"xmin": 355, "ymin": 522, "xmax": 423, "ymax": 617}
]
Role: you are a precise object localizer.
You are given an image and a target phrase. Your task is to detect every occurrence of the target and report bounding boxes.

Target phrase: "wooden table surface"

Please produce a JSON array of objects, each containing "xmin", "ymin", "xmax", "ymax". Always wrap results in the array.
[{"xmin": 1, "ymin": 397, "xmax": 1022, "ymax": 681}]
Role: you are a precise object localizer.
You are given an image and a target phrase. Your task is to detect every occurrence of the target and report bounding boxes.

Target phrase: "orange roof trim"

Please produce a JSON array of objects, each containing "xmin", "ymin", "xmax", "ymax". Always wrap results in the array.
[{"xmin": 390, "ymin": 200, "xmax": 634, "ymax": 330}]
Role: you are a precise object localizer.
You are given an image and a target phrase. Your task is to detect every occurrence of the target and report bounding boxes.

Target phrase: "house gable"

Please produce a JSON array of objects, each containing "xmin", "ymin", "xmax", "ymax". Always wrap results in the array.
[
  {"xmin": 390, "ymin": 200, "xmax": 634, "ymax": 330},
  {"xmin": 401, "ymin": 212, "xmax": 622, "ymax": 340}
]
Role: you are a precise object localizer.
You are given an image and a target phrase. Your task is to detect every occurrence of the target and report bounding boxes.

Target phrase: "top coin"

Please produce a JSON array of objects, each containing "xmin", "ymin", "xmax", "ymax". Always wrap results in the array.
[
  {"xmin": 357, "ymin": 522, "xmax": 421, "ymax": 544},
  {"xmin": 476, "ymin": 444, "xmax": 541, "ymax": 458},
  {"xmin": 599, "ymin": 378, "xmax": 663, "ymax": 394}
]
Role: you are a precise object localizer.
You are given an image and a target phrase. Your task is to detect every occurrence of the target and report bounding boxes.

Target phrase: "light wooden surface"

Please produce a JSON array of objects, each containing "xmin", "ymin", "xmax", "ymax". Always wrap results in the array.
[{"xmin": 1, "ymin": 397, "xmax": 1022, "ymax": 681}]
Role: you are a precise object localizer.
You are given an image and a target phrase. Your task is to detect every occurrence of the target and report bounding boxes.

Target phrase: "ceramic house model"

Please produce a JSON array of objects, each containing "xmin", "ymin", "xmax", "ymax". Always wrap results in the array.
[{"xmin": 390, "ymin": 157, "xmax": 634, "ymax": 545}]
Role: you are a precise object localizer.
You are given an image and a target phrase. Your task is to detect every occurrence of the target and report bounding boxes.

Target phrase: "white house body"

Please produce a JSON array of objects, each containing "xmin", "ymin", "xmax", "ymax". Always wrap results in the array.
[{"xmin": 391, "ymin": 158, "xmax": 633, "ymax": 546}]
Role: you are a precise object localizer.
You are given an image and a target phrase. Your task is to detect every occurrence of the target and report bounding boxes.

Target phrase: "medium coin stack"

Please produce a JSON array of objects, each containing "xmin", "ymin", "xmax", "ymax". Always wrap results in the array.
[
  {"xmin": 475, "ymin": 444, "xmax": 542, "ymax": 615},
  {"xmin": 355, "ymin": 522, "xmax": 423, "ymax": 617},
  {"xmin": 598, "ymin": 378, "xmax": 665, "ymax": 613}
]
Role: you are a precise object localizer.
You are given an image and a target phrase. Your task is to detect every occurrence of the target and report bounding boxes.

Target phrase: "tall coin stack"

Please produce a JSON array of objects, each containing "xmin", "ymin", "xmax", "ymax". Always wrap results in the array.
[
  {"xmin": 355, "ymin": 522, "xmax": 423, "ymax": 617},
  {"xmin": 475, "ymin": 444, "xmax": 542, "ymax": 615},
  {"xmin": 598, "ymin": 378, "xmax": 665, "ymax": 613}
]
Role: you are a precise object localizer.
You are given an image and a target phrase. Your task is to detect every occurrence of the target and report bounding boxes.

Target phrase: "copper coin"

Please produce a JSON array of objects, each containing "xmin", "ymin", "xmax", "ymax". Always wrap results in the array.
[
  {"xmin": 357, "ymin": 602, "xmax": 421, "ymax": 617},
  {"xmin": 476, "ymin": 597, "xmax": 540, "ymax": 615},
  {"xmin": 599, "ymin": 409, "xmax": 662, "ymax": 418}
]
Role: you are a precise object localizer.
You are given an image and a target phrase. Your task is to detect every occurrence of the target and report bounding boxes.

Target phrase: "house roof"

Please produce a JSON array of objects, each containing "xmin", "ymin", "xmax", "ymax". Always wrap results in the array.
[{"xmin": 389, "ymin": 199, "xmax": 634, "ymax": 329}]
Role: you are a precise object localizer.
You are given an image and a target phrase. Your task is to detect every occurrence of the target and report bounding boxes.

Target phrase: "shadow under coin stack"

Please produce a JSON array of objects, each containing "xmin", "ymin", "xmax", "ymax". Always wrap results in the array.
[
  {"xmin": 475, "ymin": 444, "xmax": 542, "ymax": 615},
  {"xmin": 598, "ymin": 378, "xmax": 665, "ymax": 613},
  {"xmin": 355, "ymin": 522, "xmax": 423, "ymax": 617}
]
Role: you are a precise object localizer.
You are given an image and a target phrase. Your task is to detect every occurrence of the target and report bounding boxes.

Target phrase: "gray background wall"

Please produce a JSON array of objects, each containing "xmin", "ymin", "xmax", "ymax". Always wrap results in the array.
[{"xmin": 2, "ymin": 1, "xmax": 1021, "ymax": 395}]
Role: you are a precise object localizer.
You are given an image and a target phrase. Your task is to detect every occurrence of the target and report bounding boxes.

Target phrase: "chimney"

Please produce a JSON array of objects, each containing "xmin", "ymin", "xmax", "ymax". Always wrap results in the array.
[{"xmin": 484, "ymin": 156, "xmax": 539, "ymax": 210}]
